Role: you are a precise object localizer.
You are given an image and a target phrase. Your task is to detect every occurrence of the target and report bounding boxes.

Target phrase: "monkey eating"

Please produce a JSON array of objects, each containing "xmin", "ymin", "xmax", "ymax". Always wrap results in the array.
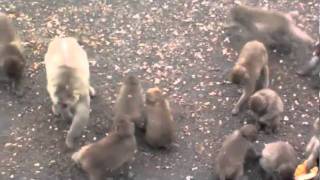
[
  {"xmin": 215, "ymin": 124, "xmax": 259, "ymax": 180},
  {"xmin": 228, "ymin": 5, "xmax": 314, "ymax": 59},
  {"xmin": 259, "ymin": 141, "xmax": 297, "ymax": 180},
  {"xmin": 230, "ymin": 40, "xmax": 269, "ymax": 115},
  {"xmin": 113, "ymin": 75, "xmax": 145, "ymax": 129},
  {"xmin": 45, "ymin": 37, "xmax": 96, "ymax": 148},
  {"xmin": 145, "ymin": 87, "xmax": 175, "ymax": 148},
  {"xmin": 248, "ymin": 88, "xmax": 284, "ymax": 134},
  {"xmin": 72, "ymin": 115, "xmax": 137, "ymax": 180},
  {"xmin": 0, "ymin": 13, "xmax": 25, "ymax": 96}
]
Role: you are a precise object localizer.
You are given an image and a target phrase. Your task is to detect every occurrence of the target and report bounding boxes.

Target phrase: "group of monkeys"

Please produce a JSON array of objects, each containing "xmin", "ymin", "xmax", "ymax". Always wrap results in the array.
[{"xmin": 0, "ymin": 3, "xmax": 319, "ymax": 180}]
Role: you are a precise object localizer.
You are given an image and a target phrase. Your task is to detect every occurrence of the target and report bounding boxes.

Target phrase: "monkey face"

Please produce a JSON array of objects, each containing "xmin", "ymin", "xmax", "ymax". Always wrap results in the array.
[
  {"xmin": 146, "ymin": 87, "xmax": 162, "ymax": 104},
  {"xmin": 230, "ymin": 65, "xmax": 249, "ymax": 86},
  {"xmin": 240, "ymin": 124, "xmax": 258, "ymax": 141},
  {"xmin": 124, "ymin": 75, "xmax": 139, "ymax": 86}
]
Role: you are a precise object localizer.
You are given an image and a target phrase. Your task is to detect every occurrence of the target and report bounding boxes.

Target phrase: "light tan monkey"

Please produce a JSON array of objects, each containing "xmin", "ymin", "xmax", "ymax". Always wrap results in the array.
[
  {"xmin": 259, "ymin": 141, "xmax": 297, "ymax": 180},
  {"xmin": 45, "ymin": 37, "xmax": 95, "ymax": 148},
  {"xmin": 113, "ymin": 75, "xmax": 144, "ymax": 128},
  {"xmin": 248, "ymin": 88, "xmax": 284, "ymax": 133},
  {"xmin": 145, "ymin": 87, "xmax": 175, "ymax": 148},
  {"xmin": 72, "ymin": 115, "xmax": 137, "ymax": 180},
  {"xmin": 229, "ymin": 5, "xmax": 314, "ymax": 56},
  {"xmin": 0, "ymin": 13, "xmax": 25, "ymax": 95},
  {"xmin": 215, "ymin": 124, "xmax": 258, "ymax": 180},
  {"xmin": 230, "ymin": 40, "xmax": 269, "ymax": 115}
]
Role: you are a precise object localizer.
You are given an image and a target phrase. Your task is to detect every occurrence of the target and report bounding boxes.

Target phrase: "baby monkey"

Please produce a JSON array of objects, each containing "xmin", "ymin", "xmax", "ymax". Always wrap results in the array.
[
  {"xmin": 248, "ymin": 88, "xmax": 284, "ymax": 133},
  {"xmin": 259, "ymin": 141, "xmax": 297, "ymax": 180},
  {"xmin": 72, "ymin": 115, "xmax": 137, "ymax": 180},
  {"xmin": 0, "ymin": 13, "xmax": 25, "ymax": 95},
  {"xmin": 145, "ymin": 87, "xmax": 175, "ymax": 148},
  {"xmin": 215, "ymin": 124, "xmax": 258, "ymax": 180},
  {"xmin": 230, "ymin": 40, "xmax": 269, "ymax": 115},
  {"xmin": 113, "ymin": 75, "xmax": 145, "ymax": 129},
  {"xmin": 45, "ymin": 37, "xmax": 95, "ymax": 148}
]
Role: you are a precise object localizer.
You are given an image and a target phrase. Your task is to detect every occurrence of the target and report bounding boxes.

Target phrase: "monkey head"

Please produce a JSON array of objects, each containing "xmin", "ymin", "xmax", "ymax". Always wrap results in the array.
[
  {"xmin": 230, "ymin": 64, "xmax": 249, "ymax": 85},
  {"xmin": 239, "ymin": 124, "xmax": 258, "ymax": 142},
  {"xmin": 248, "ymin": 94, "xmax": 267, "ymax": 115},
  {"xmin": 146, "ymin": 87, "xmax": 163, "ymax": 104},
  {"xmin": 124, "ymin": 75, "xmax": 140, "ymax": 86},
  {"xmin": 113, "ymin": 115, "xmax": 135, "ymax": 137}
]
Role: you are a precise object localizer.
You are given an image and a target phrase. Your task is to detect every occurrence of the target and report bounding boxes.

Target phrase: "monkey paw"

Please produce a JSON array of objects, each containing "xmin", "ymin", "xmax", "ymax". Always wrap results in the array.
[
  {"xmin": 66, "ymin": 136, "xmax": 75, "ymax": 149},
  {"xmin": 89, "ymin": 86, "xmax": 96, "ymax": 97}
]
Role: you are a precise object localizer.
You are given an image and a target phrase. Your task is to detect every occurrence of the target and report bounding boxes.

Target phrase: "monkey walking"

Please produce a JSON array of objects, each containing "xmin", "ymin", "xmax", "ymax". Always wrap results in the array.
[
  {"xmin": 0, "ymin": 13, "xmax": 25, "ymax": 96},
  {"xmin": 228, "ymin": 5, "xmax": 314, "ymax": 57},
  {"xmin": 45, "ymin": 37, "xmax": 95, "ymax": 148},
  {"xmin": 248, "ymin": 88, "xmax": 284, "ymax": 134},
  {"xmin": 113, "ymin": 75, "xmax": 145, "ymax": 129},
  {"xmin": 230, "ymin": 40, "xmax": 269, "ymax": 115},
  {"xmin": 72, "ymin": 115, "xmax": 137, "ymax": 180},
  {"xmin": 145, "ymin": 87, "xmax": 175, "ymax": 148},
  {"xmin": 259, "ymin": 141, "xmax": 297, "ymax": 180},
  {"xmin": 215, "ymin": 124, "xmax": 259, "ymax": 180}
]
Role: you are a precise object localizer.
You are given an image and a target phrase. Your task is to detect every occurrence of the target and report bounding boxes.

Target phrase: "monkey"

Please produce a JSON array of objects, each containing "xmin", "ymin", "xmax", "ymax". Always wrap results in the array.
[
  {"xmin": 228, "ymin": 5, "xmax": 314, "ymax": 57},
  {"xmin": 215, "ymin": 124, "xmax": 258, "ymax": 180},
  {"xmin": 144, "ymin": 87, "xmax": 175, "ymax": 148},
  {"xmin": 248, "ymin": 88, "xmax": 284, "ymax": 134},
  {"xmin": 72, "ymin": 115, "xmax": 137, "ymax": 180},
  {"xmin": 230, "ymin": 40, "xmax": 269, "ymax": 115},
  {"xmin": 0, "ymin": 13, "xmax": 25, "ymax": 95},
  {"xmin": 297, "ymin": 41, "xmax": 320, "ymax": 89},
  {"xmin": 45, "ymin": 37, "xmax": 96, "ymax": 148},
  {"xmin": 113, "ymin": 75, "xmax": 144, "ymax": 129},
  {"xmin": 259, "ymin": 141, "xmax": 297, "ymax": 180},
  {"xmin": 305, "ymin": 119, "xmax": 320, "ymax": 171}
]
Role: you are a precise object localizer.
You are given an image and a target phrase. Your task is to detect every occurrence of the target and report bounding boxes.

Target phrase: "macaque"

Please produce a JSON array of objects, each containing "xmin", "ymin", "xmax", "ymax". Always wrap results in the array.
[
  {"xmin": 215, "ymin": 124, "xmax": 258, "ymax": 180},
  {"xmin": 145, "ymin": 87, "xmax": 175, "ymax": 148},
  {"xmin": 230, "ymin": 40, "xmax": 269, "ymax": 115},
  {"xmin": 228, "ymin": 5, "xmax": 314, "ymax": 57},
  {"xmin": 113, "ymin": 75, "xmax": 144, "ymax": 129},
  {"xmin": 0, "ymin": 13, "xmax": 25, "ymax": 95},
  {"xmin": 259, "ymin": 141, "xmax": 297, "ymax": 180},
  {"xmin": 305, "ymin": 119, "xmax": 320, "ymax": 171},
  {"xmin": 72, "ymin": 115, "xmax": 137, "ymax": 180},
  {"xmin": 297, "ymin": 41, "xmax": 320, "ymax": 89},
  {"xmin": 45, "ymin": 37, "xmax": 95, "ymax": 148},
  {"xmin": 248, "ymin": 88, "xmax": 284, "ymax": 133}
]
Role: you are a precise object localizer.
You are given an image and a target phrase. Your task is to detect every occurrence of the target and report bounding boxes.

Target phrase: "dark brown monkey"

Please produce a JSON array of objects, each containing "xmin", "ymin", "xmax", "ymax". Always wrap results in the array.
[
  {"xmin": 215, "ymin": 124, "xmax": 258, "ymax": 180},
  {"xmin": 229, "ymin": 5, "xmax": 314, "ymax": 56},
  {"xmin": 259, "ymin": 141, "xmax": 297, "ymax": 180},
  {"xmin": 113, "ymin": 75, "xmax": 144, "ymax": 128},
  {"xmin": 305, "ymin": 119, "xmax": 320, "ymax": 171},
  {"xmin": 248, "ymin": 88, "xmax": 284, "ymax": 133},
  {"xmin": 0, "ymin": 13, "xmax": 25, "ymax": 95},
  {"xmin": 72, "ymin": 115, "xmax": 137, "ymax": 180},
  {"xmin": 145, "ymin": 87, "xmax": 175, "ymax": 148},
  {"xmin": 230, "ymin": 40, "xmax": 269, "ymax": 115}
]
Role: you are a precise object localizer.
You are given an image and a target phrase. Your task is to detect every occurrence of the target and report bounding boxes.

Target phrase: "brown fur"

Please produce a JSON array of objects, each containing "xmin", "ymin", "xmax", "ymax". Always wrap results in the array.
[
  {"xmin": 248, "ymin": 88, "xmax": 284, "ymax": 133},
  {"xmin": 72, "ymin": 115, "xmax": 137, "ymax": 180},
  {"xmin": 230, "ymin": 40, "xmax": 269, "ymax": 115},
  {"xmin": 145, "ymin": 87, "xmax": 175, "ymax": 148}
]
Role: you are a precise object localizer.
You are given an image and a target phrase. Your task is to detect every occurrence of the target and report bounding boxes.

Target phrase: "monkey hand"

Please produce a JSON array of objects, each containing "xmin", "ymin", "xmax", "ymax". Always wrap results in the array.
[{"xmin": 66, "ymin": 135, "xmax": 75, "ymax": 149}]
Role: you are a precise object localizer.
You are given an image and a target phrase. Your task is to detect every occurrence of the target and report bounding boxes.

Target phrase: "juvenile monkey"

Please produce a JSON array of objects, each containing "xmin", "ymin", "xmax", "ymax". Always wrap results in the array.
[
  {"xmin": 145, "ymin": 87, "xmax": 175, "ymax": 148},
  {"xmin": 248, "ymin": 88, "xmax": 284, "ymax": 133},
  {"xmin": 45, "ymin": 37, "xmax": 95, "ymax": 148},
  {"xmin": 113, "ymin": 75, "xmax": 144, "ymax": 128},
  {"xmin": 0, "ymin": 13, "xmax": 25, "ymax": 95},
  {"xmin": 215, "ymin": 124, "xmax": 258, "ymax": 180},
  {"xmin": 72, "ymin": 115, "xmax": 137, "ymax": 180},
  {"xmin": 305, "ymin": 119, "xmax": 320, "ymax": 171},
  {"xmin": 229, "ymin": 5, "xmax": 314, "ymax": 56},
  {"xmin": 259, "ymin": 141, "xmax": 297, "ymax": 180},
  {"xmin": 230, "ymin": 40, "xmax": 269, "ymax": 115}
]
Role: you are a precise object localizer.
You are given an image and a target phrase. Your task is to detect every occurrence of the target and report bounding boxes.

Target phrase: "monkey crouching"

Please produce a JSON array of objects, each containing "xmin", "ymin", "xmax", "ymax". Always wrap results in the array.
[
  {"xmin": 145, "ymin": 87, "xmax": 175, "ymax": 148},
  {"xmin": 72, "ymin": 115, "xmax": 137, "ymax": 180}
]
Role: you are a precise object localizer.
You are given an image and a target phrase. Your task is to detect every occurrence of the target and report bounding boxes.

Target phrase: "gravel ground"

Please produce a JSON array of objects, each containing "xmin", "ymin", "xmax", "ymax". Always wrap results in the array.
[{"xmin": 0, "ymin": 0, "xmax": 319, "ymax": 180}]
